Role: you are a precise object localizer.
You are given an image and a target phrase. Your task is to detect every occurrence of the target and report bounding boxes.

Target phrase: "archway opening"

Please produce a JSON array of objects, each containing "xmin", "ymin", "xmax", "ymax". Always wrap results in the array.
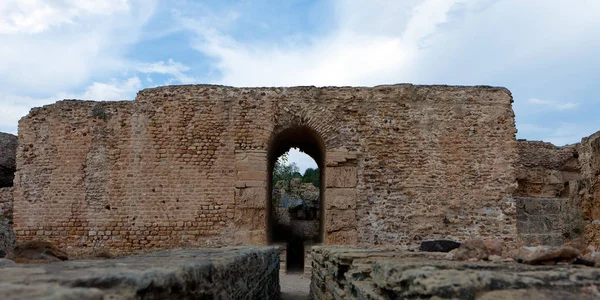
[{"xmin": 268, "ymin": 126, "xmax": 325, "ymax": 273}]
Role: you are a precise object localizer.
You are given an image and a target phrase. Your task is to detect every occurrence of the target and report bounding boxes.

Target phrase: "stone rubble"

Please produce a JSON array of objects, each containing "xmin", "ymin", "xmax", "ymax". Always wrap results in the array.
[{"xmin": 6, "ymin": 240, "xmax": 69, "ymax": 263}]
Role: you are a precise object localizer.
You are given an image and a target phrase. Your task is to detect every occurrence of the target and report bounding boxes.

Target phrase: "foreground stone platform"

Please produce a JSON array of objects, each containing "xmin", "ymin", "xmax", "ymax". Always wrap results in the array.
[
  {"xmin": 311, "ymin": 246, "xmax": 600, "ymax": 300},
  {"xmin": 0, "ymin": 247, "xmax": 279, "ymax": 300}
]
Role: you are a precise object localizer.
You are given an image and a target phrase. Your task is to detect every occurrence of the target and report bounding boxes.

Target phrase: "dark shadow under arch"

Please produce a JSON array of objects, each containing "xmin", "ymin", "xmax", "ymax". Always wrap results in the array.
[{"xmin": 267, "ymin": 126, "xmax": 325, "ymax": 272}]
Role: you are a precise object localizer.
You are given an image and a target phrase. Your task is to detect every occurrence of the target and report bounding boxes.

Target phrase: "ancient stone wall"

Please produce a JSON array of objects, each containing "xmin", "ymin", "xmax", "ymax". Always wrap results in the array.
[
  {"xmin": 515, "ymin": 133, "xmax": 600, "ymax": 248},
  {"xmin": 13, "ymin": 84, "xmax": 518, "ymax": 255},
  {"xmin": 515, "ymin": 140, "xmax": 579, "ymax": 198},
  {"xmin": 572, "ymin": 131, "xmax": 600, "ymax": 249},
  {"xmin": 515, "ymin": 140, "xmax": 581, "ymax": 245}
]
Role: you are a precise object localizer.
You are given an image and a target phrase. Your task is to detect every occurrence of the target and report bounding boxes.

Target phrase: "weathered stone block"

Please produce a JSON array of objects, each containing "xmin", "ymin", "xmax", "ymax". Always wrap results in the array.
[
  {"xmin": 234, "ymin": 230, "xmax": 267, "ymax": 245},
  {"xmin": 325, "ymin": 167, "xmax": 356, "ymax": 188},
  {"xmin": 235, "ymin": 187, "xmax": 267, "ymax": 209},
  {"xmin": 0, "ymin": 247, "xmax": 280, "ymax": 300},
  {"xmin": 234, "ymin": 208, "xmax": 266, "ymax": 230},
  {"xmin": 311, "ymin": 246, "xmax": 600, "ymax": 300},
  {"xmin": 236, "ymin": 171, "xmax": 266, "ymax": 181},
  {"xmin": 517, "ymin": 215, "xmax": 561, "ymax": 234},
  {"xmin": 325, "ymin": 188, "xmax": 356, "ymax": 209},
  {"xmin": 325, "ymin": 229, "xmax": 357, "ymax": 245},
  {"xmin": 325, "ymin": 150, "xmax": 358, "ymax": 167},
  {"xmin": 325, "ymin": 209, "xmax": 356, "ymax": 233},
  {"xmin": 516, "ymin": 197, "xmax": 564, "ymax": 215}
]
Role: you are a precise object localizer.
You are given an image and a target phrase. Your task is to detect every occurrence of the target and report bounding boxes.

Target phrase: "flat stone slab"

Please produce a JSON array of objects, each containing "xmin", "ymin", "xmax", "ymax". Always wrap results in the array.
[
  {"xmin": 311, "ymin": 246, "xmax": 600, "ymax": 300},
  {"xmin": 0, "ymin": 247, "xmax": 280, "ymax": 300}
]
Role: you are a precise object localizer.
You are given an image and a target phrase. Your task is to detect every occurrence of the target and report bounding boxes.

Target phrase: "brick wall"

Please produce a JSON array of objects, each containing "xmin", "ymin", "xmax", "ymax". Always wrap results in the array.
[{"xmin": 13, "ymin": 84, "xmax": 518, "ymax": 255}]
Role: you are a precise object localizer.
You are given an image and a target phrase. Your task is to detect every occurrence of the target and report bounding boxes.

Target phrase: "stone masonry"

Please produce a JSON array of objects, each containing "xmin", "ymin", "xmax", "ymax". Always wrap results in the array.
[
  {"xmin": 310, "ymin": 246, "xmax": 600, "ymax": 300},
  {"xmin": 0, "ymin": 246, "xmax": 280, "ymax": 300},
  {"xmin": 515, "ymin": 132, "xmax": 600, "ymax": 247},
  {"xmin": 12, "ymin": 84, "xmax": 518, "ymax": 255}
]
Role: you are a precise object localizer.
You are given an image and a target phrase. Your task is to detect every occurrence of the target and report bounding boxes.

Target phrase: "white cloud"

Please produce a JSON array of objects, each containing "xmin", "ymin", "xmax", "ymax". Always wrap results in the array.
[
  {"xmin": 180, "ymin": 0, "xmax": 468, "ymax": 87},
  {"xmin": 176, "ymin": 0, "xmax": 600, "ymax": 89},
  {"xmin": 0, "ymin": 76, "xmax": 140, "ymax": 134},
  {"xmin": 137, "ymin": 59, "xmax": 198, "ymax": 84},
  {"xmin": 0, "ymin": 0, "xmax": 131, "ymax": 34},
  {"xmin": 527, "ymin": 98, "xmax": 579, "ymax": 111},
  {"xmin": 0, "ymin": 0, "xmax": 156, "ymax": 94},
  {"xmin": 287, "ymin": 148, "xmax": 318, "ymax": 173},
  {"xmin": 517, "ymin": 122, "xmax": 600, "ymax": 146}
]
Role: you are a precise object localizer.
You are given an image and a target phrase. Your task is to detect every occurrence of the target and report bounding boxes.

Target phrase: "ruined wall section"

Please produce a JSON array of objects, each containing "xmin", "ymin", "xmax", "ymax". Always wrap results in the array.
[
  {"xmin": 515, "ymin": 140, "xmax": 579, "ymax": 198},
  {"xmin": 572, "ymin": 131, "xmax": 600, "ymax": 248},
  {"xmin": 514, "ymin": 140, "xmax": 581, "ymax": 246},
  {"xmin": 13, "ymin": 84, "xmax": 518, "ymax": 254},
  {"xmin": 355, "ymin": 86, "xmax": 518, "ymax": 247}
]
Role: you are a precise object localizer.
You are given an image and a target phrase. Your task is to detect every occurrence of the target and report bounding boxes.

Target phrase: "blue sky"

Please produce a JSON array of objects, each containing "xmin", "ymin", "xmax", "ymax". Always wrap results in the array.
[{"xmin": 1, "ymin": 0, "xmax": 599, "ymax": 172}]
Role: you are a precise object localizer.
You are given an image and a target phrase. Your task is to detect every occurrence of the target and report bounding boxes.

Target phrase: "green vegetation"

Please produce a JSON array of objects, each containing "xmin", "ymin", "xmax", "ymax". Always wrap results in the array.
[{"xmin": 273, "ymin": 154, "xmax": 320, "ymax": 191}]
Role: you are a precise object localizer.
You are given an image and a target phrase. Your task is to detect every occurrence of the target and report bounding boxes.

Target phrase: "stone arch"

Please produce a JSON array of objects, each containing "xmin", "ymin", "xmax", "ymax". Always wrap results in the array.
[
  {"xmin": 268, "ymin": 101, "xmax": 360, "ymax": 249},
  {"xmin": 267, "ymin": 125, "xmax": 325, "ymax": 272}
]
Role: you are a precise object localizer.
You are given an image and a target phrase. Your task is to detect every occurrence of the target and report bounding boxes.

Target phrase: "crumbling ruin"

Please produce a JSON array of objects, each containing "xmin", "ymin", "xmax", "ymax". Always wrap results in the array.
[
  {"xmin": 1, "ymin": 83, "xmax": 600, "ymax": 298},
  {"xmin": 515, "ymin": 132, "xmax": 600, "ymax": 248},
  {"xmin": 9, "ymin": 84, "xmax": 518, "ymax": 258}
]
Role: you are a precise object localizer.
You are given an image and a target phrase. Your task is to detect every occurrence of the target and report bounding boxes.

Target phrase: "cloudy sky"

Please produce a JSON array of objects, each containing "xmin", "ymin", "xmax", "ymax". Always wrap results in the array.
[{"xmin": 1, "ymin": 0, "xmax": 599, "ymax": 172}]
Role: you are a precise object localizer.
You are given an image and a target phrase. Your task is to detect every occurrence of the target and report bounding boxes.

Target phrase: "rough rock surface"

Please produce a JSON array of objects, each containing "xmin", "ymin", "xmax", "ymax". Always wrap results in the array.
[
  {"xmin": 0, "ymin": 247, "xmax": 280, "ymax": 300},
  {"xmin": 0, "ymin": 219, "xmax": 16, "ymax": 258},
  {"xmin": 0, "ymin": 258, "xmax": 15, "ymax": 266},
  {"xmin": 0, "ymin": 132, "xmax": 17, "ymax": 188},
  {"xmin": 453, "ymin": 239, "xmax": 490, "ymax": 261},
  {"xmin": 6, "ymin": 241, "xmax": 68, "ymax": 263},
  {"xmin": 311, "ymin": 246, "xmax": 600, "ymax": 300},
  {"xmin": 512, "ymin": 245, "xmax": 581, "ymax": 265},
  {"xmin": 0, "ymin": 187, "xmax": 16, "ymax": 257}
]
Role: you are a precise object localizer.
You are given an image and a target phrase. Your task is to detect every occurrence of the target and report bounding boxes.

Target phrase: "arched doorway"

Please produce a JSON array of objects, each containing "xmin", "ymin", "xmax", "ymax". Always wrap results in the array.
[{"xmin": 267, "ymin": 126, "xmax": 325, "ymax": 272}]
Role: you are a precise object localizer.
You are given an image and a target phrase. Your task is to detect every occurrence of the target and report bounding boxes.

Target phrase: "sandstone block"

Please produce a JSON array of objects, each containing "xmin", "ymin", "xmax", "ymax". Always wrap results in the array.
[
  {"xmin": 325, "ymin": 229, "xmax": 357, "ymax": 245},
  {"xmin": 235, "ymin": 187, "xmax": 267, "ymax": 209},
  {"xmin": 234, "ymin": 230, "xmax": 267, "ymax": 245},
  {"xmin": 234, "ymin": 208, "xmax": 266, "ymax": 230},
  {"xmin": 325, "ymin": 209, "xmax": 356, "ymax": 233},
  {"xmin": 325, "ymin": 188, "xmax": 356, "ymax": 209},
  {"xmin": 325, "ymin": 167, "xmax": 356, "ymax": 188}
]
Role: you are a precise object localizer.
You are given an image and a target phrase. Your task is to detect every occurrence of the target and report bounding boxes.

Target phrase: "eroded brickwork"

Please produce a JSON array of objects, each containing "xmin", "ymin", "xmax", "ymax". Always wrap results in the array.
[
  {"xmin": 515, "ymin": 140, "xmax": 581, "ymax": 245},
  {"xmin": 515, "ymin": 133, "xmax": 600, "ymax": 248},
  {"xmin": 573, "ymin": 132, "xmax": 600, "ymax": 248},
  {"xmin": 13, "ymin": 84, "xmax": 518, "ymax": 255}
]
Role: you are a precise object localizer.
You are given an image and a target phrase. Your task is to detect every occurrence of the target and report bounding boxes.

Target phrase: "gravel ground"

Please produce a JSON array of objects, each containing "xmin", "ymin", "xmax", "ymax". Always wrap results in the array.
[{"xmin": 280, "ymin": 272, "xmax": 311, "ymax": 300}]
